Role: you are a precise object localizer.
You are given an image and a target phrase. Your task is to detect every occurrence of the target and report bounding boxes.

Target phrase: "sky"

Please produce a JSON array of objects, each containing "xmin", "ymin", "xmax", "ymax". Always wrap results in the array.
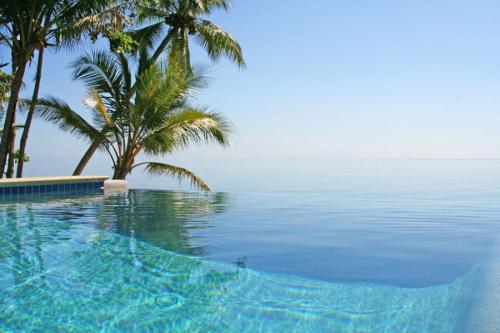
[{"xmin": 8, "ymin": 0, "xmax": 500, "ymax": 177}]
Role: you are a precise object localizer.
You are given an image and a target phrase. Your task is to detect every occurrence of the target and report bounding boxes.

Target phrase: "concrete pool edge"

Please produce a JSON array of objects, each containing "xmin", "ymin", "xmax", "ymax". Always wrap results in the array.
[
  {"xmin": 103, "ymin": 179, "xmax": 130, "ymax": 193},
  {"xmin": 0, "ymin": 176, "xmax": 109, "ymax": 186}
]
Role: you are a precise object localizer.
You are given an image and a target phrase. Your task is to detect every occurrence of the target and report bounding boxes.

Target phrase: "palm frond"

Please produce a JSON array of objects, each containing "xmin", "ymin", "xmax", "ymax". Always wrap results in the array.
[
  {"xmin": 142, "ymin": 107, "xmax": 230, "ymax": 155},
  {"xmin": 167, "ymin": 30, "xmax": 190, "ymax": 70},
  {"xmin": 72, "ymin": 2, "xmax": 132, "ymax": 33},
  {"xmin": 54, "ymin": 0, "xmax": 131, "ymax": 47},
  {"xmin": 207, "ymin": 0, "xmax": 232, "ymax": 12},
  {"xmin": 33, "ymin": 96, "xmax": 101, "ymax": 142},
  {"xmin": 195, "ymin": 20, "xmax": 245, "ymax": 68},
  {"xmin": 142, "ymin": 161, "xmax": 211, "ymax": 191},
  {"xmin": 139, "ymin": 63, "xmax": 208, "ymax": 119},
  {"xmin": 134, "ymin": 63, "xmax": 164, "ymax": 108},
  {"xmin": 192, "ymin": 0, "xmax": 231, "ymax": 14},
  {"xmin": 71, "ymin": 50, "xmax": 124, "ymax": 101},
  {"xmin": 116, "ymin": 52, "xmax": 132, "ymax": 95},
  {"xmin": 84, "ymin": 90, "xmax": 114, "ymax": 127},
  {"xmin": 130, "ymin": 21, "xmax": 165, "ymax": 51},
  {"xmin": 168, "ymin": 107, "xmax": 230, "ymax": 145},
  {"xmin": 135, "ymin": 5, "xmax": 168, "ymax": 24}
]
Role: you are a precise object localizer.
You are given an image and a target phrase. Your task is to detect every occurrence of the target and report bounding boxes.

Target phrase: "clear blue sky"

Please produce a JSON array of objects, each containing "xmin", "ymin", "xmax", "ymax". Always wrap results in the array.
[{"xmin": 14, "ymin": 0, "xmax": 500, "ymax": 176}]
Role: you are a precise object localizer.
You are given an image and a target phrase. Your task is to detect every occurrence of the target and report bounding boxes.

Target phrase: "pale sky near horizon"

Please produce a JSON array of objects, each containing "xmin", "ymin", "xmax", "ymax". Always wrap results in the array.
[{"xmin": 8, "ymin": 0, "xmax": 500, "ymax": 177}]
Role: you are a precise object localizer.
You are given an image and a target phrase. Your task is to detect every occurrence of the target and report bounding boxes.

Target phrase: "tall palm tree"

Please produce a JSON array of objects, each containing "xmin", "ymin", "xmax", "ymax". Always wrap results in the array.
[
  {"xmin": 0, "ymin": 0, "xmax": 35, "ymax": 176},
  {"xmin": 15, "ymin": 0, "xmax": 133, "ymax": 178},
  {"xmin": 0, "ymin": 70, "xmax": 27, "ymax": 175},
  {"xmin": 72, "ymin": 0, "xmax": 244, "ymax": 176},
  {"xmin": 15, "ymin": 48, "xmax": 44, "ymax": 177},
  {"xmin": 135, "ymin": 0, "xmax": 245, "ymax": 68},
  {"xmin": 35, "ymin": 50, "xmax": 229, "ymax": 190},
  {"xmin": 0, "ymin": 0, "xmax": 130, "ymax": 178}
]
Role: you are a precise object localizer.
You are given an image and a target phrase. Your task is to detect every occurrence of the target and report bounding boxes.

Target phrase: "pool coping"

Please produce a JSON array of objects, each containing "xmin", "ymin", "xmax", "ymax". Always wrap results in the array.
[{"xmin": 0, "ymin": 176, "xmax": 109, "ymax": 187}]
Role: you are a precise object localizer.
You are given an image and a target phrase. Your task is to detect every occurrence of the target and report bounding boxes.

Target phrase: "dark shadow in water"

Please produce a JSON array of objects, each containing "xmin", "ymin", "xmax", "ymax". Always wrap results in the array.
[
  {"xmin": 0, "ymin": 197, "xmax": 252, "ymax": 333},
  {"xmin": 0, "ymin": 191, "xmax": 233, "ymax": 290},
  {"xmin": 94, "ymin": 190, "xmax": 229, "ymax": 256}
]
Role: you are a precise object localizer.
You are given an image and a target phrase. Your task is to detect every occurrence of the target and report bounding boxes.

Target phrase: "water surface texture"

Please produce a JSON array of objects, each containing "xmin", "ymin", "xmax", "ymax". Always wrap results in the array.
[
  {"xmin": 128, "ymin": 160, "xmax": 500, "ymax": 287},
  {"xmin": 1, "ymin": 160, "xmax": 500, "ymax": 332}
]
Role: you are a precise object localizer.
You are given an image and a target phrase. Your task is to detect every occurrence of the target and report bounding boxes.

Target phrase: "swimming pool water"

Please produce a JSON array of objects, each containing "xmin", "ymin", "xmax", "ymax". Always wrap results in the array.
[
  {"xmin": 2, "ymin": 160, "xmax": 500, "ymax": 331},
  {"xmin": 0, "ymin": 195, "xmax": 479, "ymax": 332}
]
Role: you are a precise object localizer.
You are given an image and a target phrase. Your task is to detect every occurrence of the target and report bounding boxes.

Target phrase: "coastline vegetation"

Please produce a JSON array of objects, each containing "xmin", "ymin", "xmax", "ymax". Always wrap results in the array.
[{"xmin": 0, "ymin": 0, "xmax": 243, "ymax": 190}]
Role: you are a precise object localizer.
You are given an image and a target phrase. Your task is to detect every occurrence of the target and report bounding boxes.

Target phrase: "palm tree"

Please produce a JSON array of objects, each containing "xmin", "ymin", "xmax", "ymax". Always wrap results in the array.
[
  {"xmin": 0, "ymin": 70, "xmax": 27, "ymax": 175},
  {"xmin": 72, "ymin": 0, "xmax": 245, "ymax": 176},
  {"xmin": 16, "ymin": 1, "xmax": 133, "ymax": 178},
  {"xmin": 0, "ymin": 0, "xmax": 130, "ymax": 178},
  {"xmin": 15, "ymin": 47, "xmax": 44, "ymax": 177},
  {"xmin": 0, "ymin": 0, "xmax": 34, "ymax": 176},
  {"xmin": 35, "ymin": 50, "xmax": 229, "ymax": 190},
  {"xmin": 135, "ymin": 0, "xmax": 245, "ymax": 68}
]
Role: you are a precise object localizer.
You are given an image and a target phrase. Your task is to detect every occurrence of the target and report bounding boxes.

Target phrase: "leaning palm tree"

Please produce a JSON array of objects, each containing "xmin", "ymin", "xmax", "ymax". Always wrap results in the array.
[
  {"xmin": 0, "ymin": 70, "xmax": 27, "ymax": 174},
  {"xmin": 35, "ymin": 50, "xmax": 229, "ymax": 190},
  {"xmin": 72, "ymin": 0, "xmax": 245, "ymax": 176}
]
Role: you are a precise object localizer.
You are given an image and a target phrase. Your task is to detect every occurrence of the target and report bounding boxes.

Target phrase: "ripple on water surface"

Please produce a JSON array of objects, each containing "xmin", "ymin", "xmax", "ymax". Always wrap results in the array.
[{"xmin": 0, "ymin": 197, "xmax": 481, "ymax": 332}]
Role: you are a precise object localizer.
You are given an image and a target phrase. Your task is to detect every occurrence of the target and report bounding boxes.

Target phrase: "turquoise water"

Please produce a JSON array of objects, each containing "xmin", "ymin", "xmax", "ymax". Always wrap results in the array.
[{"xmin": 2, "ymin": 160, "xmax": 500, "ymax": 331}]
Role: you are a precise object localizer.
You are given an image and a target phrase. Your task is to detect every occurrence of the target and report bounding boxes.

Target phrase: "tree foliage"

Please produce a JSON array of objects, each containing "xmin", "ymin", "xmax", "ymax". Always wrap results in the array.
[
  {"xmin": 0, "ymin": 0, "xmax": 132, "ymax": 177},
  {"xmin": 0, "ymin": 0, "xmax": 243, "ymax": 182},
  {"xmin": 135, "ymin": 0, "xmax": 245, "ymax": 68},
  {"xmin": 0, "ymin": 70, "xmax": 11, "ymax": 107},
  {"xmin": 35, "ymin": 50, "xmax": 230, "ymax": 190}
]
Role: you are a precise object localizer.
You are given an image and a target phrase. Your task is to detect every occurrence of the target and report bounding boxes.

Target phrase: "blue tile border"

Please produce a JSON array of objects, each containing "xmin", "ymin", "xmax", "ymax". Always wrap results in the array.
[{"xmin": 0, "ymin": 181, "xmax": 104, "ymax": 200}]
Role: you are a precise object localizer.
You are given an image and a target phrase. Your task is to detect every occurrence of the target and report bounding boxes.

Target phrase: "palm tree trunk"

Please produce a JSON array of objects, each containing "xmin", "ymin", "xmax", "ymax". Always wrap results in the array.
[
  {"xmin": 181, "ymin": 29, "xmax": 191, "ymax": 71},
  {"xmin": 112, "ymin": 170, "xmax": 125, "ymax": 179},
  {"xmin": 17, "ymin": 48, "xmax": 45, "ymax": 178},
  {"xmin": 73, "ymin": 141, "xmax": 99, "ymax": 175},
  {"xmin": 6, "ymin": 124, "xmax": 15, "ymax": 178},
  {"xmin": 112, "ymin": 151, "xmax": 138, "ymax": 180},
  {"xmin": 112, "ymin": 164, "xmax": 128, "ymax": 180},
  {"xmin": 0, "ymin": 59, "xmax": 27, "ymax": 177},
  {"xmin": 150, "ymin": 28, "xmax": 176, "ymax": 67}
]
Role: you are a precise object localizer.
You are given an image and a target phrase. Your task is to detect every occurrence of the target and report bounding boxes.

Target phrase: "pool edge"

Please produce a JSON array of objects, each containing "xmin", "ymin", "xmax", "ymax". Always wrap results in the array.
[{"xmin": 464, "ymin": 238, "xmax": 500, "ymax": 333}]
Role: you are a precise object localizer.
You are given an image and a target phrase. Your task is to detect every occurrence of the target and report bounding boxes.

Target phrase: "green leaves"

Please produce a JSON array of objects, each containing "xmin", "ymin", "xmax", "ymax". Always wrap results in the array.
[
  {"xmin": 1, "ymin": 0, "xmax": 243, "ymax": 183},
  {"xmin": 39, "ymin": 48, "xmax": 230, "ymax": 190},
  {"xmin": 195, "ymin": 20, "xmax": 245, "ymax": 68},
  {"xmin": 84, "ymin": 90, "xmax": 115, "ymax": 127},
  {"xmin": 135, "ymin": 0, "xmax": 245, "ymax": 69},
  {"xmin": 33, "ymin": 96, "xmax": 102, "ymax": 142},
  {"xmin": 107, "ymin": 31, "xmax": 140, "ymax": 53},
  {"xmin": 142, "ymin": 107, "xmax": 230, "ymax": 156},
  {"xmin": 0, "ymin": 70, "xmax": 12, "ymax": 107},
  {"xmin": 16, "ymin": 0, "xmax": 242, "ymax": 189},
  {"xmin": 142, "ymin": 162, "xmax": 211, "ymax": 191},
  {"xmin": 66, "ymin": 0, "xmax": 133, "ymax": 45},
  {"xmin": 72, "ymin": 50, "xmax": 126, "ymax": 99},
  {"xmin": 13, "ymin": 149, "xmax": 29, "ymax": 163}
]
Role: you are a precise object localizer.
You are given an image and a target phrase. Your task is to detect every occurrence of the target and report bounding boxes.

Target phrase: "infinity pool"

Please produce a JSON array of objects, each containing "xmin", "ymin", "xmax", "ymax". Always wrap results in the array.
[{"xmin": 2, "ymin": 160, "xmax": 500, "ymax": 331}]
